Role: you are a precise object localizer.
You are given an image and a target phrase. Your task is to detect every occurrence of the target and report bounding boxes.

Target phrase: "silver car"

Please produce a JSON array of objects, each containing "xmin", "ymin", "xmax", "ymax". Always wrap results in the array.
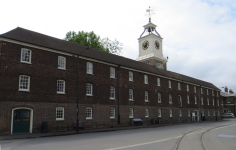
[{"xmin": 222, "ymin": 113, "xmax": 235, "ymax": 118}]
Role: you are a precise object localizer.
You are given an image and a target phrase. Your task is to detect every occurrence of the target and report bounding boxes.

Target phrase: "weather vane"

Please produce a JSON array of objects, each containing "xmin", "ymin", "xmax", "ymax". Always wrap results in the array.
[{"xmin": 146, "ymin": 6, "xmax": 155, "ymax": 22}]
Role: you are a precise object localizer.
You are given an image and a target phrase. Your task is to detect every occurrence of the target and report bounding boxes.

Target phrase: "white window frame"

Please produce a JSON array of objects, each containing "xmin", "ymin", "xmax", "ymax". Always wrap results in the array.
[
  {"xmin": 217, "ymin": 100, "xmax": 219, "ymax": 106},
  {"xmin": 158, "ymin": 109, "xmax": 162, "ymax": 117},
  {"xmin": 195, "ymin": 96, "xmax": 197, "ymax": 104},
  {"xmin": 129, "ymin": 89, "xmax": 133, "ymax": 101},
  {"xmin": 129, "ymin": 71, "xmax": 133, "ymax": 81},
  {"xmin": 201, "ymin": 97, "xmax": 204, "ymax": 105},
  {"xmin": 213, "ymin": 110, "xmax": 215, "ymax": 116},
  {"xmin": 188, "ymin": 110, "xmax": 190, "ymax": 117},
  {"xmin": 145, "ymin": 91, "xmax": 148, "ymax": 102},
  {"xmin": 170, "ymin": 109, "xmax": 172, "ymax": 117},
  {"xmin": 144, "ymin": 75, "xmax": 148, "ymax": 84},
  {"xmin": 56, "ymin": 107, "xmax": 64, "ymax": 120},
  {"xmin": 110, "ymin": 67, "xmax": 115, "ymax": 78},
  {"xmin": 194, "ymin": 86, "xmax": 196, "ymax": 93},
  {"xmin": 145, "ymin": 108, "xmax": 149, "ymax": 118},
  {"xmin": 110, "ymin": 108, "xmax": 115, "ymax": 119},
  {"xmin": 207, "ymin": 98, "xmax": 209, "ymax": 105},
  {"xmin": 86, "ymin": 107, "xmax": 92, "ymax": 119},
  {"xmin": 201, "ymin": 88, "xmax": 203, "ymax": 94},
  {"xmin": 202, "ymin": 110, "xmax": 205, "ymax": 116},
  {"xmin": 58, "ymin": 56, "xmax": 66, "ymax": 70},
  {"xmin": 86, "ymin": 62, "xmax": 93, "ymax": 74},
  {"xmin": 157, "ymin": 78, "xmax": 160, "ymax": 86},
  {"xmin": 110, "ymin": 86, "xmax": 115, "ymax": 99},
  {"xmin": 187, "ymin": 95, "xmax": 190, "ymax": 104},
  {"xmin": 187, "ymin": 84, "xmax": 189, "ymax": 91},
  {"xmin": 158, "ymin": 93, "xmax": 161, "ymax": 103},
  {"xmin": 21, "ymin": 48, "xmax": 32, "ymax": 64},
  {"xmin": 169, "ymin": 94, "xmax": 172, "ymax": 104},
  {"xmin": 208, "ymin": 110, "xmax": 210, "ymax": 116},
  {"xmin": 19, "ymin": 75, "xmax": 30, "ymax": 91},
  {"xmin": 169, "ymin": 80, "xmax": 171, "ymax": 88},
  {"xmin": 57, "ymin": 80, "xmax": 65, "ymax": 94},
  {"xmin": 86, "ymin": 83, "xmax": 93, "ymax": 96},
  {"xmin": 129, "ymin": 108, "xmax": 134, "ymax": 118},
  {"xmin": 207, "ymin": 89, "xmax": 209, "ymax": 95},
  {"xmin": 213, "ymin": 99, "xmax": 215, "ymax": 106},
  {"xmin": 178, "ymin": 82, "xmax": 181, "ymax": 90},
  {"xmin": 212, "ymin": 90, "xmax": 214, "ymax": 96},
  {"xmin": 179, "ymin": 109, "xmax": 182, "ymax": 117}
]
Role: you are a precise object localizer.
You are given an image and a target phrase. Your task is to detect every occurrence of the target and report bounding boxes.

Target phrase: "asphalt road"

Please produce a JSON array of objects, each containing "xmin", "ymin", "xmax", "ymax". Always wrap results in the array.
[{"xmin": 1, "ymin": 119, "xmax": 236, "ymax": 150}]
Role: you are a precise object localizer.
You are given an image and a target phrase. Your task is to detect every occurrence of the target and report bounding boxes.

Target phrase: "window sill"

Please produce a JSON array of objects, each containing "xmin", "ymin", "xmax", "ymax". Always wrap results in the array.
[
  {"xmin": 145, "ymin": 101, "xmax": 149, "ymax": 102},
  {"xmin": 86, "ymin": 95, "xmax": 93, "ymax": 96},
  {"xmin": 110, "ymin": 118, "xmax": 116, "ymax": 120},
  {"xmin": 110, "ymin": 98, "xmax": 116, "ymax": 100},
  {"xmin": 145, "ymin": 117, "xmax": 149, "ymax": 118},
  {"xmin": 129, "ymin": 100, "xmax": 134, "ymax": 101},
  {"xmin": 86, "ymin": 118, "xmax": 93, "ymax": 120},
  {"xmin": 58, "ymin": 68, "xmax": 67, "ymax": 70},
  {"xmin": 110, "ymin": 77, "xmax": 116, "ymax": 79},
  {"xmin": 144, "ymin": 83, "xmax": 148, "ymax": 85},
  {"xmin": 129, "ymin": 117, "xmax": 134, "ymax": 119},
  {"xmin": 18, "ymin": 90, "xmax": 30, "ymax": 92},
  {"xmin": 20, "ymin": 61, "xmax": 32, "ymax": 64},
  {"xmin": 169, "ymin": 102, "xmax": 173, "ymax": 104},
  {"xmin": 170, "ymin": 116, "xmax": 173, "ymax": 118},
  {"xmin": 129, "ymin": 80, "xmax": 134, "ymax": 82},
  {"xmin": 57, "ymin": 93, "xmax": 66, "ymax": 94},
  {"xmin": 87, "ymin": 73, "xmax": 94, "ymax": 75},
  {"xmin": 56, "ymin": 119, "xmax": 65, "ymax": 121},
  {"xmin": 158, "ymin": 102, "xmax": 162, "ymax": 103}
]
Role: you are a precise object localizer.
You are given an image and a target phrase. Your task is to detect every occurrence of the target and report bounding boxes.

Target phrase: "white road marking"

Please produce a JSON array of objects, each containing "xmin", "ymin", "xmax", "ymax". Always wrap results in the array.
[
  {"xmin": 217, "ymin": 134, "xmax": 236, "ymax": 138},
  {"xmin": 104, "ymin": 136, "xmax": 181, "ymax": 150}
]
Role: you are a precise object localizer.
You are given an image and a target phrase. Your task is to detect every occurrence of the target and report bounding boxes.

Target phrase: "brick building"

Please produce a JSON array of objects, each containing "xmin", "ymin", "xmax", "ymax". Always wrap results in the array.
[{"xmin": 0, "ymin": 20, "xmax": 222, "ymax": 135}]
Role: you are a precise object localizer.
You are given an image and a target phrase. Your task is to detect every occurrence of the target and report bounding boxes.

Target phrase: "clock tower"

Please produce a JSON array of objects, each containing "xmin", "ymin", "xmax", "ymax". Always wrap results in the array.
[{"xmin": 136, "ymin": 18, "xmax": 168, "ymax": 70}]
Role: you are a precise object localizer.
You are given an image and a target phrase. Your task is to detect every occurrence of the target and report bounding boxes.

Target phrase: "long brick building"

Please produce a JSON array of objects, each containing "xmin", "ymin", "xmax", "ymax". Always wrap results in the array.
[{"xmin": 0, "ymin": 20, "xmax": 222, "ymax": 135}]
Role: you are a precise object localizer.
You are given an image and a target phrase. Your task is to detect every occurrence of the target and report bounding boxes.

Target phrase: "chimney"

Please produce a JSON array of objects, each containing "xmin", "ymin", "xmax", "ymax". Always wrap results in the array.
[
  {"xmin": 225, "ymin": 86, "xmax": 228, "ymax": 93},
  {"xmin": 229, "ymin": 89, "xmax": 234, "ymax": 94}
]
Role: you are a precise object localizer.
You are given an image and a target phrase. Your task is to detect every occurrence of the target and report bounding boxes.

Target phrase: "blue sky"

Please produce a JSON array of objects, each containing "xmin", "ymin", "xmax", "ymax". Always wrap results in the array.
[{"xmin": 0, "ymin": 0, "xmax": 236, "ymax": 92}]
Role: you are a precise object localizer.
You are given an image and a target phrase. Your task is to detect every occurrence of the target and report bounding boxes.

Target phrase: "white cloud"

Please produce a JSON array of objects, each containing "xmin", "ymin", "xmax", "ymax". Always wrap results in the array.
[{"xmin": 1, "ymin": 0, "xmax": 236, "ymax": 92}]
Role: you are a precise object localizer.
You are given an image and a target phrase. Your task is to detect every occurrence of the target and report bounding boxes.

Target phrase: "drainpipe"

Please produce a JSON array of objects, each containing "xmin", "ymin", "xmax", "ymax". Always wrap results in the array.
[{"xmin": 117, "ymin": 65, "xmax": 120, "ymax": 125}]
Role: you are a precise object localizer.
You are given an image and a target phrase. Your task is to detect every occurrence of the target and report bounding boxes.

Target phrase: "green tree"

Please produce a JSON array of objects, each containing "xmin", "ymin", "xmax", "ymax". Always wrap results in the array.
[{"xmin": 64, "ymin": 31, "xmax": 122, "ymax": 55}]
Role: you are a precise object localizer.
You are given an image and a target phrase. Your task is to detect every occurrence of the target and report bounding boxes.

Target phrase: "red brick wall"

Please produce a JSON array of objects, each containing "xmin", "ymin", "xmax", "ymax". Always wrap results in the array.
[{"xmin": 0, "ymin": 41, "xmax": 222, "ymax": 135}]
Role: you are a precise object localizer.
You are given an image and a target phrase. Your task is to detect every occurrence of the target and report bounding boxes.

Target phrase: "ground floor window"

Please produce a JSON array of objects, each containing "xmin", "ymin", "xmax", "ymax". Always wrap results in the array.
[
  {"xmin": 158, "ymin": 109, "xmax": 162, "ymax": 117},
  {"xmin": 86, "ymin": 107, "xmax": 92, "ymax": 119},
  {"xmin": 170, "ymin": 109, "xmax": 172, "ymax": 117},
  {"xmin": 110, "ymin": 108, "xmax": 115, "ymax": 119},
  {"xmin": 145, "ymin": 108, "xmax": 149, "ymax": 118},
  {"xmin": 56, "ymin": 107, "xmax": 64, "ymax": 120},
  {"xmin": 129, "ymin": 108, "xmax": 133, "ymax": 118}
]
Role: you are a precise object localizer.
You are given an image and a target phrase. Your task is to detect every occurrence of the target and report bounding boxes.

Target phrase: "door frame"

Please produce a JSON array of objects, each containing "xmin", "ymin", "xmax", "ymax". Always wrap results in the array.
[{"xmin": 11, "ymin": 107, "xmax": 33, "ymax": 135}]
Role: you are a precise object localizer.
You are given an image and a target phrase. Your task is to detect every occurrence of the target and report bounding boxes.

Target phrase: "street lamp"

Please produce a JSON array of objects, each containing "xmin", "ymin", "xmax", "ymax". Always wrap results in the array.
[{"xmin": 76, "ymin": 47, "xmax": 90, "ymax": 133}]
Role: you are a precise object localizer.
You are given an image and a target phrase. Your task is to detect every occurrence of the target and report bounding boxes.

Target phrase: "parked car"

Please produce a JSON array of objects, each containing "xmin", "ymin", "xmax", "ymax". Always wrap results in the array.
[{"xmin": 222, "ymin": 113, "xmax": 235, "ymax": 118}]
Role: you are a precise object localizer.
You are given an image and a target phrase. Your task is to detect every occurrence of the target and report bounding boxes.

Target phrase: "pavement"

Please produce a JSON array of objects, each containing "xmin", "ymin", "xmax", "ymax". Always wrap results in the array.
[{"xmin": 0, "ymin": 120, "xmax": 223, "ymax": 141}]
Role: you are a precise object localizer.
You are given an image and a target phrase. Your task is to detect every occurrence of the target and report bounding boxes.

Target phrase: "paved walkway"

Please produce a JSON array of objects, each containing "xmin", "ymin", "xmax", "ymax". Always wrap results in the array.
[{"xmin": 0, "ymin": 120, "xmax": 222, "ymax": 141}]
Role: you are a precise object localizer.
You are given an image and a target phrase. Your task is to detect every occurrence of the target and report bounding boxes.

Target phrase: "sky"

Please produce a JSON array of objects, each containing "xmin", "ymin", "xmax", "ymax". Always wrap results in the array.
[{"xmin": 1, "ymin": 0, "xmax": 236, "ymax": 92}]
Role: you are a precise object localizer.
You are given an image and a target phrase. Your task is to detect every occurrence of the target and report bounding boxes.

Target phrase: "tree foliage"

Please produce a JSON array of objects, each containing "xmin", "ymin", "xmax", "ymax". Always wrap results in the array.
[{"xmin": 64, "ymin": 31, "xmax": 123, "ymax": 55}]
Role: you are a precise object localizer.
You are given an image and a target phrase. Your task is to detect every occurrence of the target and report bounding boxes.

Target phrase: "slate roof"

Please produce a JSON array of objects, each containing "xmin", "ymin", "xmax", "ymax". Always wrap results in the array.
[
  {"xmin": 220, "ymin": 91, "xmax": 236, "ymax": 97},
  {"xmin": 0, "ymin": 27, "xmax": 220, "ymax": 90}
]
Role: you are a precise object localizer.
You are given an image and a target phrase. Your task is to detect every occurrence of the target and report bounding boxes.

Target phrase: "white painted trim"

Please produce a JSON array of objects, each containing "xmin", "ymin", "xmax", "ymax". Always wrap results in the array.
[
  {"xmin": 18, "ymin": 75, "xmax": 30, "ymax": 91},
  {"xmin": 183, "ymin": 81, "xmax": 200, "ymax": 86},
  {"xmin": 11, "ymin": 107, "xmax": 33, "ymax": 135},
  {"xmin": 80, "ymin": 56, "xmax": 118, "ymax": 67}
]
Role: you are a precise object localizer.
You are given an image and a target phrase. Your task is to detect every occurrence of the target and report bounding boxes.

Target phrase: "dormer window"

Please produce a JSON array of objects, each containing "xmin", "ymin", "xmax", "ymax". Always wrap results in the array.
[{"xmin": 146, "ymin": 62, "xmax": 151, "ymax": 65}]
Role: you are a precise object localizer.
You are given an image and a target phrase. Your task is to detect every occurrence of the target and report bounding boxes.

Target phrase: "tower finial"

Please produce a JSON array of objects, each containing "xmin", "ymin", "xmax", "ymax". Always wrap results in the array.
[{"xmin": 146, "ymin": 6, "xmax": 154, "ymax": 22}]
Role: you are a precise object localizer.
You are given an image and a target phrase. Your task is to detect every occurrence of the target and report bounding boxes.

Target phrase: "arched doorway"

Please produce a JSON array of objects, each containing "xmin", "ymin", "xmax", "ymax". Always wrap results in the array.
[{"xmin": 11, "ymin": 108, "xmax": 33, "ymax": 134}]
